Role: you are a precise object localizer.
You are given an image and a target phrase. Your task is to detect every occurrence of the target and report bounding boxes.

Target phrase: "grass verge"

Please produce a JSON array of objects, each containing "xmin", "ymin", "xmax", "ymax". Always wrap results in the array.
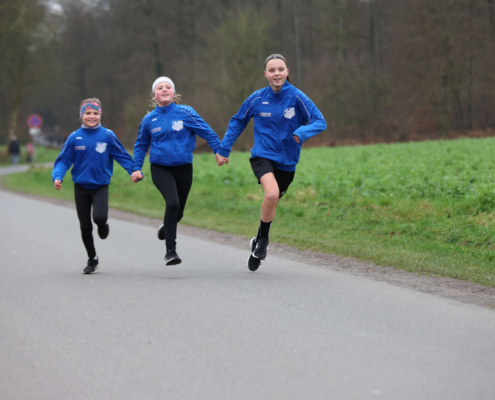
[{"xmin": 3, "ymin": 138, "xmax": 495, "ymax": 287}]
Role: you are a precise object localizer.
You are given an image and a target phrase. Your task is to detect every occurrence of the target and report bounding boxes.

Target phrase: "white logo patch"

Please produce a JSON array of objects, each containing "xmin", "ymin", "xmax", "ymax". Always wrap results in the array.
[
  {"xmin": 76, "ymin": 137, "xmax": 82, "ymax": 139},
  {"xmin": 152, "ymin": 118, "xmax": 157, "ymax": 121},
  {"xmin": 284, "ymin": 108, "xmax": 295, "ymax": 119},
  {"xmin": 262, "ymin": 102, "xmax": 269, "ymax": 105},
  {"xmin": 96, "ymin": 142, "xmax": 107, "ymax": 154},
  {"xmin": 172, "ymin": 121, "xmax": 183, "ymax": 131}
]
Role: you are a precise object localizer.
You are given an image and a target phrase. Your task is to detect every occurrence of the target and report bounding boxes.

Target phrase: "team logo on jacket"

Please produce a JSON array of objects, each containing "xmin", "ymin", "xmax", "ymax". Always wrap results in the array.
[
  {"xmin": 172, "ymin": 120, "xmax": 183, "ymax": 131},
  {"xmin": 96, "ymin": 142, "xmax": 107, "ymax": 154},
  {"xmin": 284, "ymin": 108, "xmax": 295, "ymax": 119}
]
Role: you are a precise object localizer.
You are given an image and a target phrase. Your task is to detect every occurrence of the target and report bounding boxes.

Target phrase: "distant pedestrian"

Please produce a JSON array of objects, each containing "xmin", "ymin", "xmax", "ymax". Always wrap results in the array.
[
  {"xmin": 26, "ymin": 142, "xmax": 33, "ymax": 163},
  {"xmin": 216, "ymin": 54, "xmax": 327, "ymax": 271},
  {"xmin": 131, "ymin": 77, "xmax": 221, "ymax": 266},
  {"xmin": 52, "ymin": 98, "xmax": 138, "ymax": 274},
  {"xmin": 8, "ymin": 137, "xmax": 20, "ymax": 165}
]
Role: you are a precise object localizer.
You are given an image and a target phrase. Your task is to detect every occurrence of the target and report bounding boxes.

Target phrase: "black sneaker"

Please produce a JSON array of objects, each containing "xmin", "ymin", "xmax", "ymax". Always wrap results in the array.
[
  {"xmin": 247, "ymin": 237, "xmax": 261, "ymax": 272},
  {"xmin": 83, "ymin": 257, "xmax": 99, "ymax": 274},
  {"xmin": 253, "ymin": 237, "xmax": 269, "ymax": 260},
  {"xmin": 164, "ymin": 250, "xmax": 181, "ymax": 265},
  {"xmin": 157, "ymin": 224, "xmax": 165, "ymax": 241},
  {"xmin": 98, "ymin": 223, "xmax": 109, "ymax": 240}
]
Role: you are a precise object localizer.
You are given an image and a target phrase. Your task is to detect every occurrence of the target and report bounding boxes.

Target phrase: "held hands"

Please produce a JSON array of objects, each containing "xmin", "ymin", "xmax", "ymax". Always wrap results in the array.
[
  {"xmin": 293, "ymin": 135, "xmax": 300, "ymax": 144},
  {"xmin": 216, "ymin": 153, "xmax": 229, "ymax": 166},
  {"xmin": 54, "ymin": 179, "xmax": 62, "ymax": 190},
  {"xmin": 131, "ymin": 171, "xmax": 144, "ymax": 183}
]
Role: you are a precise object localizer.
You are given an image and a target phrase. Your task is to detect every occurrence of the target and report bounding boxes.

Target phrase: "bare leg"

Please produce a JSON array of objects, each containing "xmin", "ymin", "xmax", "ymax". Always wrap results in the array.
[{"xmin": 260, "ymin": 173, "xmax": 280, "ymax": 222}]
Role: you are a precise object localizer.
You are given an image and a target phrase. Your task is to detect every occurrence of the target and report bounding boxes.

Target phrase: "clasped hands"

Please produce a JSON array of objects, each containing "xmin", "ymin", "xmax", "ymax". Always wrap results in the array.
[
  {"xmin": 131, "ymin": 171, "xmax": 144, "ymax": 182},
  {"xmin": 215, "ymin": 153, "xmax": 229, "ymax": 166}
]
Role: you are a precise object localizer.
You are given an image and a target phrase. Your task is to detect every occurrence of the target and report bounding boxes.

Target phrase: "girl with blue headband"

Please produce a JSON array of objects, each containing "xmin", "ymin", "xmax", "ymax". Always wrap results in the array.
[{"xmin": 52, "ymin": 98, "xmax": 138, "ymax": 274}]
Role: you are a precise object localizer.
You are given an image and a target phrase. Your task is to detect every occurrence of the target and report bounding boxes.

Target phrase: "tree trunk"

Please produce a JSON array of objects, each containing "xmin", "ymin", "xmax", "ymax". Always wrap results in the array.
[
  {"xmin": 143, "ymin": 0, "xmax": 163, "ymax": 77},
  {"xmin": 369, "ymin": 0, "xmax": 381, "ymax": 72},
  {"xmin": 488, "ymin": 0, "xmax": 495, "ymax": 37},
  {"xmin": 8, "ymin": 51, "xmax": 27, "ymax": 141},
  {"xmin": 292, "ymin": 0, "xmax": 302, "ymax": 88}
]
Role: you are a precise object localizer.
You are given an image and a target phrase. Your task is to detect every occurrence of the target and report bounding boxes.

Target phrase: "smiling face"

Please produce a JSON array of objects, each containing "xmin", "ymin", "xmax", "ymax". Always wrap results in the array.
[
  {"xmin": 82, "ymin": 109, "xmax": 101, "ymax": 127},
  {"xmin": 153, "ymin": 82, "xmax": 175, "ymax": 107},
  {"xmin": 264, "ymin": 59, "xmax": 289, "ymax": 92}
]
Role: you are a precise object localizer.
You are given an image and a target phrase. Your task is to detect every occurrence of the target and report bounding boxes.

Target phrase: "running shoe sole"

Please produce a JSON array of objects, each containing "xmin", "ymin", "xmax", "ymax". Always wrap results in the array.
[
  {"xmin": 166, "ymin": 258, "xmax": 182, "ymax": 266},
  {"xmin": 83, "ymin": 265, "xmax": 99, "ymax": 274}
]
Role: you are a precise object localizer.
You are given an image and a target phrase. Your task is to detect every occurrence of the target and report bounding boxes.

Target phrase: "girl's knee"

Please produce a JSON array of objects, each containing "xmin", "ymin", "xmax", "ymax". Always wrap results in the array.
[
  {"xmin": 166, "ymin": 202, "xmax": 180, "ymax": 215},
  {"xmin": 264, "ymin": 191, "xmax": 279, "ymax": 204}
]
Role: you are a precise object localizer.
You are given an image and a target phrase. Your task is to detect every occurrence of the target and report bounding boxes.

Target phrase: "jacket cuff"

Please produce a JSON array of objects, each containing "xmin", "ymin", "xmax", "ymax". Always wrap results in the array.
[
  {"xmin": 217, "ymin": 148, "xmax": 231, "ymax": 158},
  {"xmin": 294, "ymin": 131, "xmax": 305, "ymax": 142}
]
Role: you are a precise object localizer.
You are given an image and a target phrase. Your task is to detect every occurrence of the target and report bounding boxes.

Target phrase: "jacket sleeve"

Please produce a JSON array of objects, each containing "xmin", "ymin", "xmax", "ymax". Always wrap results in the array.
[
  {"xmin": 217, "ymin": 93, "xmax": 258, "ymax": 158},
  {"xmin": 182, "ymin": 108, "xmax": 221, "ymax": 154},
  {"xmin": 52, "ymin": 135, "xmax": 75, "ymax": 182},
  {"xmin": 293, "ymin": 93, "xmax": 327, "ymax": 143},
  {"xmin": 107, "ymin": 131, "xmax": 134, "ymax": 175},
  {"xmin": 132, "ymin": 118, "xmax": 151, "ymax": 171}
]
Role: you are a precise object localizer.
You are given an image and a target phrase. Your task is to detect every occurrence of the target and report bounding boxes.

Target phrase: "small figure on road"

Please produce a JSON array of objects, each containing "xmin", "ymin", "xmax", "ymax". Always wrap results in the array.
[
  {"xmin": 131, "ymin": 77, "xmax": 221, "ymax": 266},
  {"xmin": 52, "ymin": 98, "xmax": 138, "ymax": 274},
  {"xmin": 216, "ymin": 54, "xmax": 327, "ymax": 271},
  {"xmin": 8, "ymin": 136, "xmax": 20, "ymax": 165}
]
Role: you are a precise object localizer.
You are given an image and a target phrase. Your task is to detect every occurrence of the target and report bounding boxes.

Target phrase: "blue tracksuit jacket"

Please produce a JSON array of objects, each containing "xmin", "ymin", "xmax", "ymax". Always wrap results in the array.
[
  {"xmin": 217, "ymin": 81, "xmax": 327, "ymax": 171},
  {"xmin": 132, "ymin": 103, "xmax": 220, "ymax": 171},
  {"xmin": 52, "ymin": 125, "xmax": 134, "ymax": 189}
]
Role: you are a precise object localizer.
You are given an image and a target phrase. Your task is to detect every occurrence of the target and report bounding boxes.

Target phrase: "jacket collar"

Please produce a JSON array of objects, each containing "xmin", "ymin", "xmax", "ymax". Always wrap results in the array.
[
  {"xmin": 80, "ymin": 123, "xmax": 101, "ymax": 132},
  {"xmin": 268, "ymin": 80, "xmax": 292, "ymax": 97},
  {"xmin": 155, "ymin": 102, "xmax": 176, "ymax": 113}
]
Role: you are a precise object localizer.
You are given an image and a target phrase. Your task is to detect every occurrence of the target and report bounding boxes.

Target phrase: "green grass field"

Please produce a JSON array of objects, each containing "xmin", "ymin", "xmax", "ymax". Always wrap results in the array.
[
  {"xmin": 0, "ymin": 145, "xmax": 61, "ymax": 165},
  {"xmin": 3, "ymin": 138, "xmax": 495, "ymax": 287}
]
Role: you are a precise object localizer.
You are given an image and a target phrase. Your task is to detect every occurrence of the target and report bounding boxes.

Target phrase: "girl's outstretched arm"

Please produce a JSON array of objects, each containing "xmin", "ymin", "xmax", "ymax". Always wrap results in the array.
[{"xmin": 217, "ymin": 92, "xmax": 259, "ymax": 159}]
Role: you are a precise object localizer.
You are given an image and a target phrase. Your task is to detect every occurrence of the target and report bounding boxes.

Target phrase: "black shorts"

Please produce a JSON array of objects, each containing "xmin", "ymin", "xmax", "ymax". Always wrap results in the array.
[{"xmin": 249, "ymin": 157, "xmax": 295, "ymax": 198}]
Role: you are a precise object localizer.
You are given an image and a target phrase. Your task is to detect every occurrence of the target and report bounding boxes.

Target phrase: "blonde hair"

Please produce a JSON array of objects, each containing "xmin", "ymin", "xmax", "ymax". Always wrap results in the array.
[{"xmin": 149, "ymin": 92, "xmax": 182, "ymax": 107}]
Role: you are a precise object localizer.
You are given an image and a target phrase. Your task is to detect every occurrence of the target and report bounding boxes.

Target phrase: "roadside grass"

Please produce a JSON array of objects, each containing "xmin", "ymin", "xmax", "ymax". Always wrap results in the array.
[
  {"xmin": 3, "ymin": 138, "xmax": 495, "ymax": 287},
  {"xmin": 0, "ymin": 145, "xmax": 61, "ymax": 165}
]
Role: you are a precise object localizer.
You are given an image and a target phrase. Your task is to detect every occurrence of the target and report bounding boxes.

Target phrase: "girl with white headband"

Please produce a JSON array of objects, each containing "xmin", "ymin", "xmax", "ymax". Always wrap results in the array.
[
  {"xmin": 216, "ymin": 54, "xmax": 327, "ymax": 272},
  {"xmin": 131, "ymin": 77, "xmax": 221, "ymax": 266},
  {"xmin": 52, "ymin": 98, "xmax": 137, "ymax": 274}
]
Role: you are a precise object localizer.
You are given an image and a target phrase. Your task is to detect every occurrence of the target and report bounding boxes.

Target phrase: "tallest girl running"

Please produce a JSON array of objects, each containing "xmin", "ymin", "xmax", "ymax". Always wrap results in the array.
[{"xmin": 216, "ymin": 54, "xmax": 327, "ymax": 271}]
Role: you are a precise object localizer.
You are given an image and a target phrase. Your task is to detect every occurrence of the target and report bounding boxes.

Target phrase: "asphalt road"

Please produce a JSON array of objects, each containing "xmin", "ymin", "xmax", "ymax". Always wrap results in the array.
[{"xmin": 1, "ymin": 189, "xmax": 495, "ymax": 400}]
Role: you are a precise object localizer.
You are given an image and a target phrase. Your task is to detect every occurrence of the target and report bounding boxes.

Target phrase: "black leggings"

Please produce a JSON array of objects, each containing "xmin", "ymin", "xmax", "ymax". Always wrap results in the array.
[
  {"xmin": 74, "ymin": 184, "xmax": 108, "ymax": 258},
  {"xmin": 150, "ymin": 163, "xmax": 193, "ymax": 251}
]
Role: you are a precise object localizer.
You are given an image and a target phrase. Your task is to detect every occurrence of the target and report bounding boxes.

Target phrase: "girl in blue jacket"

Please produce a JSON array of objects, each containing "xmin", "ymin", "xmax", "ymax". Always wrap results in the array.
[
  {"xmin": 52, "ymin": 98, "xmax": 136, "ymax": 274},
  {"xmin": 131, "ymin": 77, "xmax": 221, "ymax": 266},
  {"xmin": 216, "ymin": 54, "xmax": 327, "ymax": 271}
]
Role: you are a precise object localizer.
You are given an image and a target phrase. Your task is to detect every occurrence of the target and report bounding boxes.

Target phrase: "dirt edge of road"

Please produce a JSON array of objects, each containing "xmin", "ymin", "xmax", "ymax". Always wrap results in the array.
[{"xmin": 3, "ymin": 184, "xmax": 495, "ymax": 310}]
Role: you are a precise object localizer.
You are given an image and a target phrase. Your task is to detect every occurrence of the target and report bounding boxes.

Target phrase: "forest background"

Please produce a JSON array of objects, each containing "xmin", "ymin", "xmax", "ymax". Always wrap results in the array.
[{"xmin": 1, "ymin": 0, "xmax": 495, "ymax": 149}]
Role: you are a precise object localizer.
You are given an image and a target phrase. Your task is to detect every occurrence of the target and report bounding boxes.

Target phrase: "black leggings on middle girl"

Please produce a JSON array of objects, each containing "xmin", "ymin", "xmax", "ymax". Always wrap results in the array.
[{"xmin": 150, "ymin": 163, "xmax": 193, "ymax": 251}]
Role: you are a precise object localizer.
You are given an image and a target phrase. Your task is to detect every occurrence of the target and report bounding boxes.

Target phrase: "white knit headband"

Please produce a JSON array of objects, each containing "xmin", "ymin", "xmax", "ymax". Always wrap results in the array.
[{"xmin": 152, "ymin": 77, "xmax": 175, "ymax": 93}]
